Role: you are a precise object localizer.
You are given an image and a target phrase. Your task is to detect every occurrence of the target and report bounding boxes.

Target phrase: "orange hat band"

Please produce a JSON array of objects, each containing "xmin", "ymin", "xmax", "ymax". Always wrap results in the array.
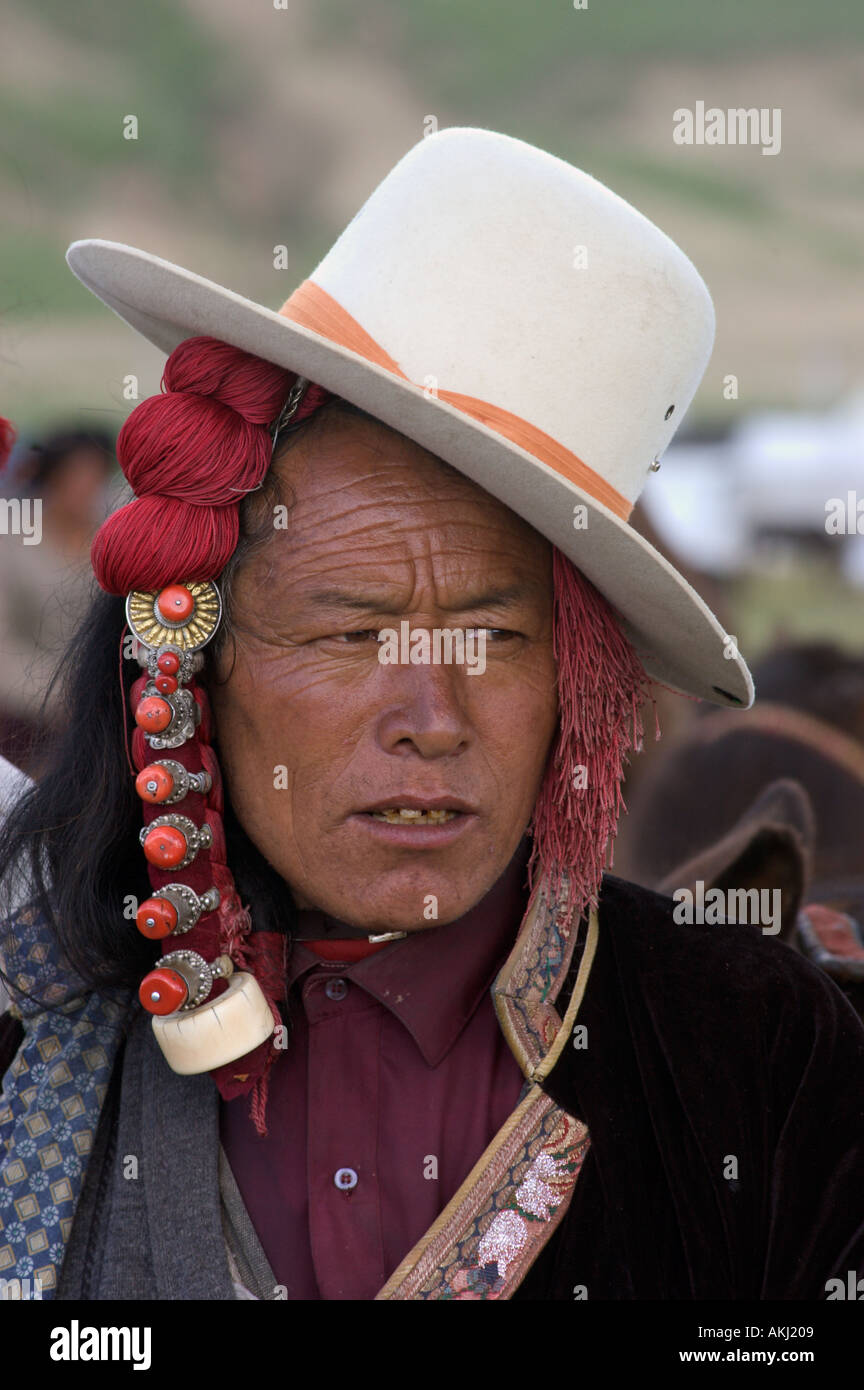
[{"xmin": 279, "ymin": 279, "xmax": 633, "ymax": 522}]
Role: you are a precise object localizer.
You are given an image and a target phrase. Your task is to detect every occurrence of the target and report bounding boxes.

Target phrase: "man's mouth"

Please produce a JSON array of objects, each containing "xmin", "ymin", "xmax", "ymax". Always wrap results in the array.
[
  {"xmin": 349, "ymin": 798, "xmax": 475, "ymax": 847},
  {"xmin": 368, "ymin": 808, "xmax": 459, "ymax": 825}
]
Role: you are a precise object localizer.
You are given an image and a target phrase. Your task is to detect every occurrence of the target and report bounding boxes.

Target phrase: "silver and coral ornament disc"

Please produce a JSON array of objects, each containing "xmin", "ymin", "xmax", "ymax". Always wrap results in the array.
[{"xmin": 126, "ymin": 581, "xmax": 223, "ymax": 653}]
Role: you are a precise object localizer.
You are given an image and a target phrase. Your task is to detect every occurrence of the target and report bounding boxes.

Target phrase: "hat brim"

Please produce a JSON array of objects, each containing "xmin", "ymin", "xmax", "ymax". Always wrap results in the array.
[{"xmin": 66, "ymin": 239, "xmax": 753, "ymax": 709}]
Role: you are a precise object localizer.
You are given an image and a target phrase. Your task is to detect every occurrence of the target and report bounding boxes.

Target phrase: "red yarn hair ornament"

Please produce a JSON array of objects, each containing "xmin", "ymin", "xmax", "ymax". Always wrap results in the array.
[
  {"xmin": 106, "ymin": 337, "xmax": 332, "ymax": 1134},
  {"xmin": 92, "ymin": 337, "xmax": 315, "ymax": 594}
]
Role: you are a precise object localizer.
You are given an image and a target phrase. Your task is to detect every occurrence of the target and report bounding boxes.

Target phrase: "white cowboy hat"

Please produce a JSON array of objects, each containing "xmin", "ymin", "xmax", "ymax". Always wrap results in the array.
[{"xmin": 66, "ymin": 126, "xmax": 753, "ymax": 708}]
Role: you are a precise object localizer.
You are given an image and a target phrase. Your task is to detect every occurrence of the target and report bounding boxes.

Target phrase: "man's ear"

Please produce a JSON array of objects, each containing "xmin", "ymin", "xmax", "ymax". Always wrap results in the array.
[{"xmin": 655, "ymin": 778, "xmax": 815, "ymax": 943}]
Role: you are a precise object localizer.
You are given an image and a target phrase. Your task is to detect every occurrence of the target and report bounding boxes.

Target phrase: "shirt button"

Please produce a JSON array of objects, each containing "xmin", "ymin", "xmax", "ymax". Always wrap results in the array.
[
  {"xmin": 334, "ymin": 1167, "xmax": 358, "ymax": 1191},
  {"xmin": 324, "ymin": 978, "xmax": 348, "ymax": 1001}
]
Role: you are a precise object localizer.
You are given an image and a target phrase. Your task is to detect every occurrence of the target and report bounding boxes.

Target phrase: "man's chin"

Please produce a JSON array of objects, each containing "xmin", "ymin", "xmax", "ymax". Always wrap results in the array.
[{"xmin": 291, "ymin": 867, "xmax": 502, "ymax": 934}]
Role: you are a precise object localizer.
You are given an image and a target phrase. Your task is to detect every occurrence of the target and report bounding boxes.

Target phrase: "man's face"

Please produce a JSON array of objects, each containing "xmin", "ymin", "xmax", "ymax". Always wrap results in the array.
[{"xmin": 210, "ymin": 410, "xmax": 558, "ymax": 932}]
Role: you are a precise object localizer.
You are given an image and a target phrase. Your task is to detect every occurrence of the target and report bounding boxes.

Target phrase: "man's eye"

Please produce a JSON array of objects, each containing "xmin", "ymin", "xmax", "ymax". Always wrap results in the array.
[{"xmin": 330, "ymin": 627, "xmax": 518, "ymax": 644}]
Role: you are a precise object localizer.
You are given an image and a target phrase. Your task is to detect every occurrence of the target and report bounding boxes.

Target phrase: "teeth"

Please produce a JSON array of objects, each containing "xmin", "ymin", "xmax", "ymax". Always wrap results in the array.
[{"xmin": 370, "ymin": 808, "xmax": 459, "ymax": 824}]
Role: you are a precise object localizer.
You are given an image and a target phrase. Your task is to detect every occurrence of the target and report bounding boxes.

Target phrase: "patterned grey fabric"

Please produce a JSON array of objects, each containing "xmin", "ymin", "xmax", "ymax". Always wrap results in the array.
[{"xmin": 0, "ymin": 903, "xmax": 130, "ymax": 1298}]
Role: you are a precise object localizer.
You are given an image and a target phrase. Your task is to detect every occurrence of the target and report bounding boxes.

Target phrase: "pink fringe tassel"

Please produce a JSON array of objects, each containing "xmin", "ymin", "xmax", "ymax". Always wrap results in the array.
[{"xmin": 527, "ymin": 548, "xmax": 656, "ymax": 922}]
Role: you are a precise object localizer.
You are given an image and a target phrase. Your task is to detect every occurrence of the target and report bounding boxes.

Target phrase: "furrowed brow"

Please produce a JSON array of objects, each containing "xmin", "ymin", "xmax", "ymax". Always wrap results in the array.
[
  {"xmin": 440, "ymin": 583, "xmax": 536, "ymax": 613},
  {"xmin": 302, "ymin": 582, "xmax": 537, "ymax": 615},
  {"xmin": 302, "ymin": 588, "xmax": 405, "ymax": 614}
]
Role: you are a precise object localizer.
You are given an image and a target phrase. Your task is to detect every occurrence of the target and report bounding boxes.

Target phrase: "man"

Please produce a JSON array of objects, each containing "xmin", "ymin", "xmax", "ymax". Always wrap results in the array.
[{"xmin": 1, "ymin": 128, "xmax": 862, "ymax": 1301}]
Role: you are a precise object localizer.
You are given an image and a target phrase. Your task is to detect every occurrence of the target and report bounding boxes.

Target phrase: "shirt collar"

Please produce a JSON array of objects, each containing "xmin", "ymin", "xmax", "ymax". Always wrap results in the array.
[{"xmin": 287, "ymin": 837, "xmax": 531, "ymax": 1067}]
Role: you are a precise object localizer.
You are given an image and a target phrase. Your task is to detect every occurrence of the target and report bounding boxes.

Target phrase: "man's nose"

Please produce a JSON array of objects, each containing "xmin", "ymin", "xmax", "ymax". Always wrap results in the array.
[{"xmin": 375, "ymin": 662, "xmax": 471, "ymax": 758}]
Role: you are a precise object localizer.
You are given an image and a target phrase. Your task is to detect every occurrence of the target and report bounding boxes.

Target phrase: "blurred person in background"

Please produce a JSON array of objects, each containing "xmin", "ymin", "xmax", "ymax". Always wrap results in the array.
[{"xmin": 0, "ymin": 427, "xmax": 113, "ymax": 774}]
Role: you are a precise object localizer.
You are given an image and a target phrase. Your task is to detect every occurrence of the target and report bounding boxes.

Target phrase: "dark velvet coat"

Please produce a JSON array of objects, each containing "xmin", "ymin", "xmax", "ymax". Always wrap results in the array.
[
  {"xmin": 53, "ymin": 874, "xmax": 864, "ymax": 1300},
  {"xmin": 517, "ymin": 876, "xmax": 864, "ymax": 1300}
]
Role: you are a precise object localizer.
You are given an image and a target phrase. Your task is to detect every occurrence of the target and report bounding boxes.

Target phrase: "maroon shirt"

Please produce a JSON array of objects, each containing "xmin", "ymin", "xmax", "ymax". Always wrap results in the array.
[{"xmin": 220, "ymin": 843, "xmax": 530, "ymax": 1299}]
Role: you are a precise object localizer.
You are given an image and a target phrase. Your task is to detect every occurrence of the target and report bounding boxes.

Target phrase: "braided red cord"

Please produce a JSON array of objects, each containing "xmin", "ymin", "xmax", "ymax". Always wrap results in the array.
[{"xmin": 117, "ymin": 338, "xmax": 332, "ymax": 1133}]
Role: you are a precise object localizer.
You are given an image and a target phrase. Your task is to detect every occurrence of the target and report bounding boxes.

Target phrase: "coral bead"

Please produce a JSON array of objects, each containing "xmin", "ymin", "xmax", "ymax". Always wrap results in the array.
[
  {"xmin": 142, "ymin": 824, "xmax": 187, "ymax": 869},
  {"xmin": 135, "ymin": 764, "xmax": 175, "ymax": 804},
  {"xmin": 156, "ymin": 585, "xmax": 195, "ymax": 624},
  {"xmin": 135, "ymin": 696, "xmax": 172, "ymax": 733},
  {"xmin": 154, "ymin": 674, "xmax": 179, "ymax": 695},
  {"xmin": 157, "ymin": 651, "xmax": 181, "ymax": 675},
  {"xmin": 139, "ymin": 967, "xmax": 187, "ymax": 1015},
  {"xmin": 136, "ymin": 896, "xmax": 178, "ymax": 940}
]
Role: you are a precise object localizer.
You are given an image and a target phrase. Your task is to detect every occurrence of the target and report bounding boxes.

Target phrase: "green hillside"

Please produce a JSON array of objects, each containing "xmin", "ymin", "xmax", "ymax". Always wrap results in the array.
[{"xmin": 1, "ymin": 0, "xmax": 862, "ymax": 425}]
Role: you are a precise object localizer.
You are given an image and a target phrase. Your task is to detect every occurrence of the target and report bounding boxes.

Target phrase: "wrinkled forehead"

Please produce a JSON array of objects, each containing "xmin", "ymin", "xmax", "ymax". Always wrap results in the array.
[
  {"xmin": 272, "ymin": 406, "xmax": 485, "ymax": 504},
  {"xmin": 256, "ymin": 406, "xmax": 554, "ymax": 580}
]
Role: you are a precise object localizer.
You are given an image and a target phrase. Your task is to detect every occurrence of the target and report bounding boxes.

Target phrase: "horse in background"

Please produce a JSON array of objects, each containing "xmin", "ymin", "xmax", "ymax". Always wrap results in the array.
[{"xmin": 617, "ymin": 642, "xmax": 864, "ymax": 1020}]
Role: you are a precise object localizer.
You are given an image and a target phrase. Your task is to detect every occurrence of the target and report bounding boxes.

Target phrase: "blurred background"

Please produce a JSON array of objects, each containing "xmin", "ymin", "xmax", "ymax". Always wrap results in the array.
[{"xmin": 0, "ymin": 0, "xmax": 862, "ymax": 823}]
